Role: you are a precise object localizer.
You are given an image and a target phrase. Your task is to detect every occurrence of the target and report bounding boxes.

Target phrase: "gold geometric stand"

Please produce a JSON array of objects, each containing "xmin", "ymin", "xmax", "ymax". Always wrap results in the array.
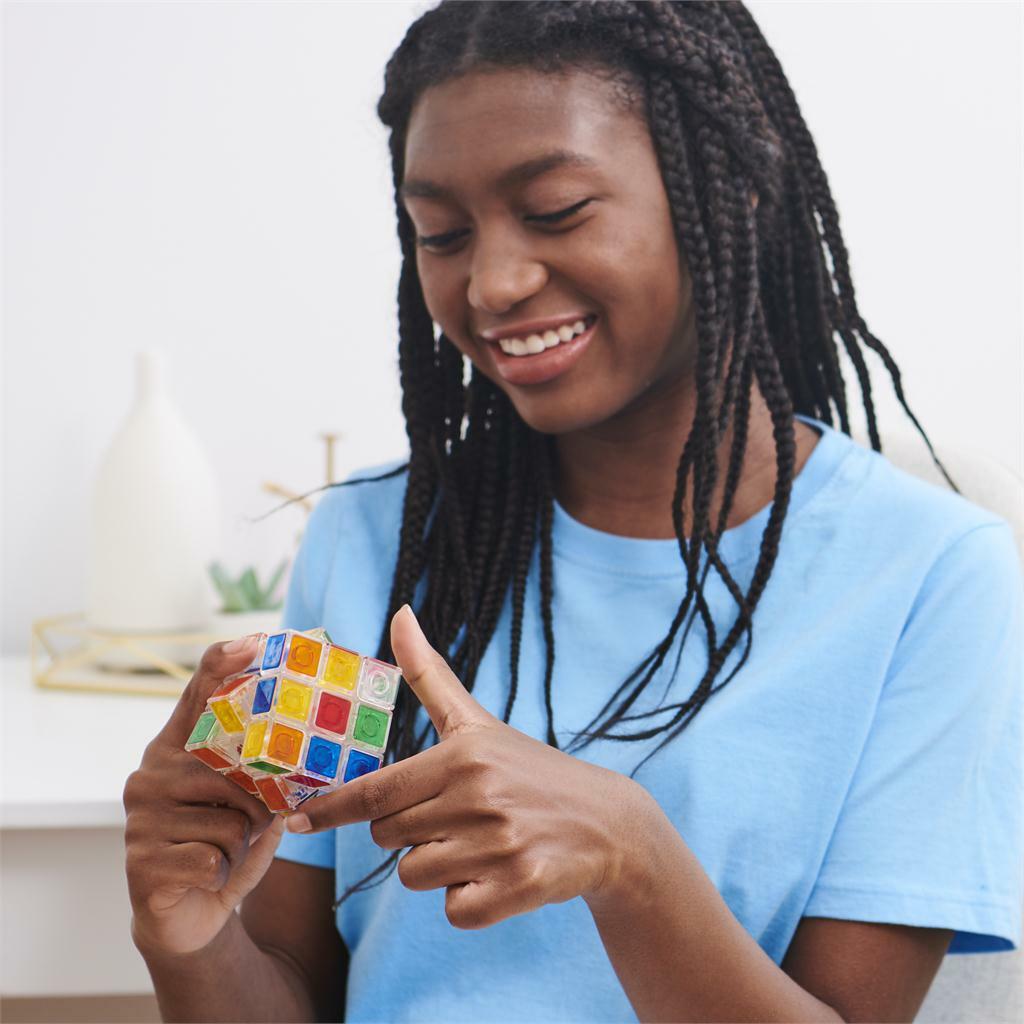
[{"xmin": 30, "ymin": 614, "xmax": 226, "ymax": 698}]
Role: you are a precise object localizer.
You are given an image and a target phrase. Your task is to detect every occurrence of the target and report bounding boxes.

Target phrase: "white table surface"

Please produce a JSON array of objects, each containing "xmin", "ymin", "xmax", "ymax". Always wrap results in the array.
[{"xmin": 1, "ymin": 656, "xmax": 180, "ymax": 829}]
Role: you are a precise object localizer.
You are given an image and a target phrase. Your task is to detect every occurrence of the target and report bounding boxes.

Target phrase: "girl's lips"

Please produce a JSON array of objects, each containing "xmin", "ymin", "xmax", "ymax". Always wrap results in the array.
[{"xmin": 487, "ymin": 317, "xmax": 597, "ymax": 386}]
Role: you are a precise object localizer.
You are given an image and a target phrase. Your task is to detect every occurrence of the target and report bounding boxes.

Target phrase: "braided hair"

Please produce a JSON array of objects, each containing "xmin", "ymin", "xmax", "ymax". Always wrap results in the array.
[{"xmin": 327, "ymin": 0, "xmax": 952, "ymax": 906}]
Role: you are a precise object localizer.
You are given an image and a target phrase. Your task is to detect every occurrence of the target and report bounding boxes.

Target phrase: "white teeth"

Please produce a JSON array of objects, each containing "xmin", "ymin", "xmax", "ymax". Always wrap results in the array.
[{"xmin": 497, "ymin": 317, "xmax": 592, "ymax": 357}]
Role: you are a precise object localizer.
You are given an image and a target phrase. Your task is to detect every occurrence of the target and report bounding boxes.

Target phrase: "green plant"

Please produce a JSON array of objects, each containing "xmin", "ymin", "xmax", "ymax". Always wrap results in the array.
[{"xmin": 209, "ymin": 559, "xmax": 289, "ymax": 613}]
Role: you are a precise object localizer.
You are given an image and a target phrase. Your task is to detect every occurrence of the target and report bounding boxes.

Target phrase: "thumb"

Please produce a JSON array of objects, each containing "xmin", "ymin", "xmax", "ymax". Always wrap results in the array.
[{"xmin": 390, "ymin": 605, "xmax": 490, "ymax": 739}]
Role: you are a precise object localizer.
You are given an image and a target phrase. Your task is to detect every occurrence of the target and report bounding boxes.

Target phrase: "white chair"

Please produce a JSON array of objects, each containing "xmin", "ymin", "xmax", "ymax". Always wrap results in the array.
[{"xmin": 851, "ymin": 425, "xmax": 1023, "ymax": 1023}]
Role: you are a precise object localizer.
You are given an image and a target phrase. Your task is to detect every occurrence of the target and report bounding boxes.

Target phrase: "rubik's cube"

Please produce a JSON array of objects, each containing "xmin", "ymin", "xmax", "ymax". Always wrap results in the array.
[{"xmin": 184, "ymin": 627, "xmax": 401, "ymax": 813}]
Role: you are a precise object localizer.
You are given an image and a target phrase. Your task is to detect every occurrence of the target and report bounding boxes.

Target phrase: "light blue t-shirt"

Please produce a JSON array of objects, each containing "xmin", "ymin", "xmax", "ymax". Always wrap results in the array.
[{"xmin": 274, "ymin": 415, "xmax": 1023, "ymax": 1023}]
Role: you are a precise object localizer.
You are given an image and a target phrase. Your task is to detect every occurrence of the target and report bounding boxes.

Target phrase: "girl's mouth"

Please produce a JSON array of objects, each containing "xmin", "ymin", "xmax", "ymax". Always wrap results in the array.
[{"xmin": 487, "ymin": 315, "xmax": 598, "ymax": 387}]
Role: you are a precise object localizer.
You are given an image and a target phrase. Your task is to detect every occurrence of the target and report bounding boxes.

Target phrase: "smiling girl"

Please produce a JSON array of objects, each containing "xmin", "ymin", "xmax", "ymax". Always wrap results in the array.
[{"xmin": 124, "ymin": 3, "xmax": 1022, "ymax": 1022}]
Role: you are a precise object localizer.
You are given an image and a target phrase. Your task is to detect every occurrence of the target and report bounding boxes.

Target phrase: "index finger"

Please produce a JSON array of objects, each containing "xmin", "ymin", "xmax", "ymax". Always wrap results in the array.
[
  {"xmin": 285, "ymin": 740, "xmax": 450, "ymax": 833},
  {"xmin": 162, "ymin": 635, "xmax": 264, "ymax": 747}
]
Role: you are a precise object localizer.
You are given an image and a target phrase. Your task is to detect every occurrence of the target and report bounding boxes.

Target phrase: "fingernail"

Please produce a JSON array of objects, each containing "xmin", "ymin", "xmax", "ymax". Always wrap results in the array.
[
  {"xmin": 224, "ymin": 633, "xmax": 258, "ymax": 654},
  {"xmin": 285, "ymin": 813, "xmax": 311, "ymax": 833},
  {"xmin": 400, "ymin": 604, "xmax": 417, "ymax": 625}
]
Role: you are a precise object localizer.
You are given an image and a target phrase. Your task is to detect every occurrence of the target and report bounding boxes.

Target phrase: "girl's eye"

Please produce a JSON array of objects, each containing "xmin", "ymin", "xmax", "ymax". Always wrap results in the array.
[
  {"xmin": 416, "ymin": 228, "xmax": 470, "ymax": 251},
  {"xmin": 525, "ymin": 197, "xmax": 594, "ymax": 224},
  {"xmin": 415, "ymin": 198, "xmax": 594, "ymax": 251}
]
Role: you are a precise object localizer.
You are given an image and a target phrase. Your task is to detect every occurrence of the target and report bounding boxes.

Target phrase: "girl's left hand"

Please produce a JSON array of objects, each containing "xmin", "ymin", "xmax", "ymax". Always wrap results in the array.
[{"xmin": 286, "ymin": 605, "xmax": 659, "ymax": 929}]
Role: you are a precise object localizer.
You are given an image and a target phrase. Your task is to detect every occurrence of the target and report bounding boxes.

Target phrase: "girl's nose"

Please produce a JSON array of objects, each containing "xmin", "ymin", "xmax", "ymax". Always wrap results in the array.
[{"xmin": 467, "ymin": 240, "xmax": 549, "ymax": 315}]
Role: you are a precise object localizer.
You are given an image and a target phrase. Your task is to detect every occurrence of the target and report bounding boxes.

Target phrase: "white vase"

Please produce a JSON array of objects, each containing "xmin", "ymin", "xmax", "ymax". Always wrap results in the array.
[{"xmin": 87, "ymin": 350, "xmax": 220, "ymax": 669}]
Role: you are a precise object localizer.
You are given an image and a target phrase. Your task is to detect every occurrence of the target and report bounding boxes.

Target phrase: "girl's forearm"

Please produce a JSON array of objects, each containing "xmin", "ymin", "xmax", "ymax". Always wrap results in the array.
[
  {"xmin": 584, "ymin": 793, "xmax": 843, "ymax": 1024},
  {"xmin": 138, "ymin": 911, "xmax": 317, "ymax": 1023}
]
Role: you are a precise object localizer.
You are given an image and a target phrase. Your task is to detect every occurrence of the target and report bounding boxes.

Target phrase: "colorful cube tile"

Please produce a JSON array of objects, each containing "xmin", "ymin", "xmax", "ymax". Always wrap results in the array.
[
  {"xmin": 358, "ymin": 658, "xmax": 401, "ymax": 707},
  {"xmin": 344, "ymin": 748, "xmax": 383, "ymax": 782},
  {"xmin": 322, "ymin": 644, "xmax": 361, "ymax": 692},
  {"xmin": 286, "ymin": 634, "xmax": 324, "ymax": 677},
  {"xmin": 208, "ymin": 671, "xmax": 257, "ymax": 734},
  {"xmin": 184, "ymin": 626, "xmax": 402, "ymax": 814},
  {"xmin": 275, "ymin": 676, "xmax": 315, "ymax": 722},
  {"xmin": 186, "ymin": 711, "xmax": 242, "ymax": 765},
  {"xmin": 313, "ymin": 690, "xmax": 353, "ymax": 737},
  {"xmin": 352, "ymin": 704, "xmax": 391, "ymax": 750}
]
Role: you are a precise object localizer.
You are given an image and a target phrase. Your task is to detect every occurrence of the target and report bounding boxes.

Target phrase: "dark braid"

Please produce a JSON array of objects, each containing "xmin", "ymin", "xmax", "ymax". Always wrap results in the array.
[{"xmin": 325, "ymin": 0, "xmax": 950, "ymax": 909}]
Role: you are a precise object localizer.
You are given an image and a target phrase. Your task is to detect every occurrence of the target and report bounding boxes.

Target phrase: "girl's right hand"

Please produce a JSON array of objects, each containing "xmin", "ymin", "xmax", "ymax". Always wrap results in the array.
[{"xmin": 123, "ymin": 636, "xmax": 286, "ymax": 958}]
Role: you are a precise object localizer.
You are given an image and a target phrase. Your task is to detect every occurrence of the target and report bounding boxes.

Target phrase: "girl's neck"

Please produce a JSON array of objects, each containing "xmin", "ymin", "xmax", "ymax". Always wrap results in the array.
[{"xmin": 553, "ymin": 382, "xmax": 820, "ymax": 541}]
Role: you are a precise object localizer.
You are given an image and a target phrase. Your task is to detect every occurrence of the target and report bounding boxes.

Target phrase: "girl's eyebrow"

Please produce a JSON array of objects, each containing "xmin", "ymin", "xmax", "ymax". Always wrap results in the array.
[{"xmin": 400, "ymin": 149, "xmax": 599, "ymax": 202}]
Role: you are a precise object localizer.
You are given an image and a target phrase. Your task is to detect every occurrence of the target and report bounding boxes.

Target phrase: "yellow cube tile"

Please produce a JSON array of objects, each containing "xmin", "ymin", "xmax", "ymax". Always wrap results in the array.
[
  {"xmin": 323, "ymin": 645, "xmax": 360, "ymax": 692},
  {"xmin": 242, "ymin": 720, "xmax": 268, "ymax": 760},
  {"xmin": 276, "ymin": 677, "xmax": 314, "ymax": 722},
  {"xmin": 210, "ymin": 698, "xmax": 244, "ymax": 734}
]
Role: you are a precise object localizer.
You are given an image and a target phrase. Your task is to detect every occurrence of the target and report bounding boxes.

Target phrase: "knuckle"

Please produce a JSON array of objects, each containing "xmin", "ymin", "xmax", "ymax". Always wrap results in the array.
[
  {"xmin": 445, "ymin": 893, "xmax": 490, "ymax": 931},
  {"xmin": 428, "ymin": 650, "xmax": 452, "ymax": 677},
  {"xmin": 124, "ymin": 844, "xmax": 150, "ymax": 884},
  {"xmin": 197, "ymin": 642, "xmax": 229, "ymax": 676},
  {"xmin": 470, "ymin": 772, "xmax": 509, "ymax": 819},
  {"xmin": 123, "ymin": 816, "xmax": 146, "ymax": 849},
  {"xmin": 396, "ymin": 852, "xmax": 418, "ymax": 889},
  {"xmin": 357, "ymin": 779, "xmax": 391, "ymax": 821},
  {"xmin": 198, "ymin": 845, "xmax": 228, "ymax": 886},
  {"xmin": 226, "ymin": 810, "xmax": 252, "ymax": 848},
  {"xmin": 514, "ymin": 855, "xmax": 546, "ymax": 896},
  {"xmin": 453, "ymin": 733, "xmax": 489, "ymax": 774},
  {"xmin": 219, "ymin": 814, "xmax": 251, "ymax": 864},
  {"xmin": 368, "ymin": 818, "xmax": 392, "ymax": 850},
  {"xmin": 122, "ymin": 770, "xmax": 145, "ymax": 812},
  {"xmin": 181, "ymin": 643, "xmax": 233, "ymax": 702},
  {"xmin": 493, "ymin": 820, "xmax": 521, "ymax": 858},
  {"xmin": 124, "ymin": 806, "xmax": 160, "ymax": 849}
]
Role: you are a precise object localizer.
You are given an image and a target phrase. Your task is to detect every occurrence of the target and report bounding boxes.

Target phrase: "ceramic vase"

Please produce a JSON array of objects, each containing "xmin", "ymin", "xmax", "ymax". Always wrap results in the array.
[{"xmin": 87, "ymin": 350, "xmax": 220, "ymax": 668}]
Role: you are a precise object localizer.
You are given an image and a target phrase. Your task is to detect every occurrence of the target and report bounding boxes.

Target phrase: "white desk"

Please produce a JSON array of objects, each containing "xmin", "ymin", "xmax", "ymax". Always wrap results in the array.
[{"xmin": 1, "ymin": 656, "xmax": 179, "ymax": 997}]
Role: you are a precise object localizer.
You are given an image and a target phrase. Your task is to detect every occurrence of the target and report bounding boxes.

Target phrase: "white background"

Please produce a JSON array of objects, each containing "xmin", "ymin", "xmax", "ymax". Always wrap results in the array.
[{"xmin": 3, "ymin": 0, "xmax": 1021, "ymax": 654}]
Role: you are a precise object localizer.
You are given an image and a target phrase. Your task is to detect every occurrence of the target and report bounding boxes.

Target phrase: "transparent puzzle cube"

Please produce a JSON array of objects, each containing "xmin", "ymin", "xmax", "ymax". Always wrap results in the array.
[{"xmin": 184, "ymin": 628, "xmax": 401, "ymax": 813}]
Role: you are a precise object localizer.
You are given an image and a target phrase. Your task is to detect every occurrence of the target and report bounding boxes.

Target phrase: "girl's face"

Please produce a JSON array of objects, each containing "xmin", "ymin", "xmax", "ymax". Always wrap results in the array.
[{"xmin": 402, "ymin": 66, "xmax": 696, "ymax": 436}]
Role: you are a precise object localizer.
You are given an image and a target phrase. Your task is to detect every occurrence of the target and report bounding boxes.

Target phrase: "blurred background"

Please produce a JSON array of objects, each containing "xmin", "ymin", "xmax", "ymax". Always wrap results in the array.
[{"xmin": 1, "ymin": 1, "xmax": 1020, "ymax": 1021}]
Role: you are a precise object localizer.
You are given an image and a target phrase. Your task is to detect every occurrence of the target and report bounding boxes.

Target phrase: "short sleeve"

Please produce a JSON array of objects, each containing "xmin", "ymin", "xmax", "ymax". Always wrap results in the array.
[
  {"xmin": 272, "ymin": 488, "xmax": 345, "ymax": 871},
  {"xmin": 804, "ymin": 521, "xmax": 1024, "ymax": 952}
]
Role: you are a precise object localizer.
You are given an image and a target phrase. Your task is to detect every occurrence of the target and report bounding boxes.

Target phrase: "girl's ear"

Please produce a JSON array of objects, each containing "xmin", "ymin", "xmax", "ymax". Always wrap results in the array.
[{"xmin": 750, "ymin": 191, "xmax": 759, "ymax": 210}]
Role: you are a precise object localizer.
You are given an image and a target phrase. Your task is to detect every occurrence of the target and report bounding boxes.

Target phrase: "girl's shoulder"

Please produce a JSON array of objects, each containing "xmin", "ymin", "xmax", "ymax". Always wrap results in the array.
[{"xmin": 798, "ymin": 418, "xmax": 1015, "ymax": 569}]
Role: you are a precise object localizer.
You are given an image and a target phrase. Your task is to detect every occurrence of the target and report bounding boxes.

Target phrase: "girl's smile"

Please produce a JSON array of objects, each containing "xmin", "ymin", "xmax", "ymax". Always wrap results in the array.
[{"xmin": 481, "ymin": 314, "xmax": 598, "ymax": 386}]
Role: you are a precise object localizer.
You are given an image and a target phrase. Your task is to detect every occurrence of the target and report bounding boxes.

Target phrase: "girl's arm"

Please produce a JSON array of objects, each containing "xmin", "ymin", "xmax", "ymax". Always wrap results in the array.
[
  {"xmin": 584, "ymin": 791, "xmax": 952, "ymax": 1022},
  {"xmin": 140, "ymin": 858, "xmax": 346, "ymax": 1023},
  {"xmin": 141, "ymin": 909, "xmax": 314, "ymax": 1023}
]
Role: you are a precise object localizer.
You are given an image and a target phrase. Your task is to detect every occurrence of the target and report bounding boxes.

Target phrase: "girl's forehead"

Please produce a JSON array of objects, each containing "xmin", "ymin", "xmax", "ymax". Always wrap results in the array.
[{"xmin": 404, "ymin": 67, "xmax": 646, "ymax": 187}]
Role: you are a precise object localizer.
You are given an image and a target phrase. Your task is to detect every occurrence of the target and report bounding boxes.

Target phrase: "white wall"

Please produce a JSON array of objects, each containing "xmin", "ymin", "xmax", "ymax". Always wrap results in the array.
[{"xmin": 3, "ymin": 0, "xmax": 1020, "ymax": 654}]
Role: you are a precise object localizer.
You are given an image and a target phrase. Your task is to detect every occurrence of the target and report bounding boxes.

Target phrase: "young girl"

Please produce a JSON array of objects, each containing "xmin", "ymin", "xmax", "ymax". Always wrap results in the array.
[{"xmin": 123, "ymin": 3, "xmax": 1022, "ymax": 1021}]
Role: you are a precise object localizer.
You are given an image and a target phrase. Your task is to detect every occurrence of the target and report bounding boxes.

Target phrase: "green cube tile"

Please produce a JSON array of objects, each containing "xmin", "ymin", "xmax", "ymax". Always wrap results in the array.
[
  {"xmin": 353, "ymin": 705, "xmax": 389, "ymax": 748},
  {"xmin": 247, "ymin": 760, "xmax": 289, "ymax": 775},
  {"xmin": 187, "ymin": 711, "xmax": 217, "ymax": 746}
]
